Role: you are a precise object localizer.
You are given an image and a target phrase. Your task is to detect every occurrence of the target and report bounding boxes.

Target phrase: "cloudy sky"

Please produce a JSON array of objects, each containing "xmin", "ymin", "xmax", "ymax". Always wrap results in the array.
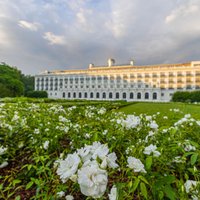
[{"xmin": 0, "ymin": 0, "xmax": 200, "ymax": 75}]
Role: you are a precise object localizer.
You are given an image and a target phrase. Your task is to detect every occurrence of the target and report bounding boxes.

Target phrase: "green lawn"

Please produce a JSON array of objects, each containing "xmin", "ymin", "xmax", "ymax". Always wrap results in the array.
[{"xmin": 118, "ymin": 102, "xmax": 200, "ymax": 119}]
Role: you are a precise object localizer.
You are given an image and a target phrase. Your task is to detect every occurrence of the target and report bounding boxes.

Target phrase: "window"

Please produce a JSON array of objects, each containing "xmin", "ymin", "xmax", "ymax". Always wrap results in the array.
[
  {"xmin": 90, "ymin": 92, "xmax": 93, "ymax": 98},
  {"xmin": 103, "ymin": 92, "xmax": 106, "ymax": 99},
  {"xmin": 130, "ymin": 92, "xmax": 134, "ymax": 99},
  {"xmin": 123, "ymin": 92, "xmax": 126, "ymax": 99},
  {"xmin": 62, "ymin": 92, "xmax": 65, "ymax": 98},
  {"xmin": 84, "ymin": 92, "xmax": 87, "ymax": 98},
  {"xmin": 116, "ymin": 92, "xmax": 119, "ymax": 99},
  {"xmin": 73, "ymin": 92, "xmax": 76, "ymax": 98},
  {"xmin": 145, "ymin": 92, "xmax": 149, "ymax": 99},
  {"xmin": 137, "ymin": 92, "xmax": 141, "ymax": 99},
  {"xmin": 96, "ymin": 92, "xmax": 100, "ymax": 98},
  {"xmin": 109, "ymin": 92, "xmax": 112, "ymax": 99},
  {"xmin": 153, "ymin": 92, "xmax": 157, "ymax": 100},
  {"xmin": 79, "ymin": 92, "xmax": 82, "ymax": 98}
]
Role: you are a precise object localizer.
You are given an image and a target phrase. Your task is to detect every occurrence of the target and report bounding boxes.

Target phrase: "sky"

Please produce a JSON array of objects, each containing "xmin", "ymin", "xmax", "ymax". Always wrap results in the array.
[{"xmin": 0, "ymin": 0, "xmax": 200, "ymax": 75}]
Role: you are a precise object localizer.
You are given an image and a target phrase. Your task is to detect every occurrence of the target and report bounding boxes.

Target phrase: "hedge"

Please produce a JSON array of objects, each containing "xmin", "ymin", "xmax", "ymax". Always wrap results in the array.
[{"xmin": 172, "ymin": 91, "xmax": 200, "ymax": 102}]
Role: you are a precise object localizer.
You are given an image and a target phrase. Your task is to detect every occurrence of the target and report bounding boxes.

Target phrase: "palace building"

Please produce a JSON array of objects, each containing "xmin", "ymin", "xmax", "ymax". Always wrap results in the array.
[{"xmin": 35, "ymin": 59, "xmax": 200, "ymax": 102}]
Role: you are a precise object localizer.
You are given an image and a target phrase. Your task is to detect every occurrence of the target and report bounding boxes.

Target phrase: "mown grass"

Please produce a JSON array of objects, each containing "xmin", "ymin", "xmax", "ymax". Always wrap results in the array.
[{"xmin": 118, "ymin": 102, "xmax": 200, "ymax": 118}]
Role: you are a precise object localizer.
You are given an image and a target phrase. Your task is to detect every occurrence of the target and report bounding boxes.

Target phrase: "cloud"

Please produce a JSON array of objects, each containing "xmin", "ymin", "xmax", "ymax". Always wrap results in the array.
[
  {"xmin": 165, "ymin": 2, "xmax": 199, "ymax": 24},
  {"xmin": 0, "ymin": 0, "xmax": 200, "ymax": 75},
  {"xmin": 43, "ymin": 32, "xmax": 66, "ymax": 45},
  {"xmin": 18, "ymin": 20, "xmax": 40, "ymax": 31}
]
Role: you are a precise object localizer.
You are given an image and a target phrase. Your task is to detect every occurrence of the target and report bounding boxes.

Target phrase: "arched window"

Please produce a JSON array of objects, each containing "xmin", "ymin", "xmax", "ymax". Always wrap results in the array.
[
  {"xmin": 73, "ymin": 92, "xmax": 76, "ymax": 98},
  {"xmin": 137, "ymin": 92, "xmax": 141, "ymax": 99},
  {"xmin": 79, "ymin": 92, "xmax": 82, "ymax": 98},
  {"xmin": 84, "ymin": 92, "xmax": 87, "ymax": 98},
  {"xmin": 153, "ymin": 92, "xmax": 157, "ymax": 100},
  {"xmin": 130, "ymin": 92, "xmax": 134, "ymax": 99},
  {"xmin": 116, "ymin": 92, "xmax": 119, "ymax": 99},
  {"xmin": 62, "ymin": 92, "xmax": 65, "ymax": 98},
  {"xmin": 123, "ymin": 92, "xmax": 126, "ymax": 99},
  {"xmin": 145, "ymin": 92, "xmax": 149, "ymax": 99},
  {"xmin": 109, "ymin": 92, "xmax": 112, "ymax": 99},
  {"xmin": 96, "ymin": 92, "xmax": 100, "ymax": 98},
  {"xmin": 103, "ymin": 92, "xmax": 106, "ymax": 99},
  {"xmin": 68, "ymin": 92, "xmax": 71, "ymax": 98},
  {"xmin": 90, "ymin": 92, "xmax": 93, "ymax": 98}
]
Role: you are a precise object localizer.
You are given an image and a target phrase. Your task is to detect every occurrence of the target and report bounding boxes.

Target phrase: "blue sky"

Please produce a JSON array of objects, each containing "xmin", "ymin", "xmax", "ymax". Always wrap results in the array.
[{"xmin": 0, "ymin": 0, "xmax": 200, "ymax": 75}]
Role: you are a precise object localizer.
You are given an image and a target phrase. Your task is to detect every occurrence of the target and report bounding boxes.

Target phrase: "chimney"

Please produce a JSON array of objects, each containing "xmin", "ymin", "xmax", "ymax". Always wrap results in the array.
[
  {"xmin": 130, "ymin": 60, "xmax": 134, "ymax": 66},
  {"xmin": 89, "ymin": 63, "xmax": 94, "ymax": 69},
  {"xmin": 108, "ymin": 58, "xmax": 115, "ymax": 67}
]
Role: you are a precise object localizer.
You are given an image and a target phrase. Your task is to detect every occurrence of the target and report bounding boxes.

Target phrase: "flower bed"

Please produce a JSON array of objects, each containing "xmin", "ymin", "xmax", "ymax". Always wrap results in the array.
[{"xmin": 0, "ymin": 102, "xmax": 199, "ymax": 199}]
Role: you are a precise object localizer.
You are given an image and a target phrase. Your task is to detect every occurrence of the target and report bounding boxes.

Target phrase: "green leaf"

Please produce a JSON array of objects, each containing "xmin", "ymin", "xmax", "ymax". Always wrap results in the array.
[
  {"xmin": 191, "ymin": 153, "xmax": 198, "ymax": 165},
  {"xmin": 140, "ymin": 182, "xmax": 148, "ymax": 199},
  {"xmin": 28, "ymin": 164, "xmax": 33, "ymax": 171},
  {"xmin": 158, "ymin": 191, "xmax": 164, "ymax": 199},
  {"xmin": 145, "ymin": 156, "xmax": 152, "ymax": 170},
  {"xmin": 162, "ymin": 175, "xmax": 176, "ymax": 184},
  {"xmin": 132, "ymin": 178, "xmax": 140, "ymax": 193},
  {"xmin": 138, "ymin": 175, "xmax": 149, "ymax": 185},
  {"xmin": 128, "ymin": 180, "xmax": 132, "ymax": 188},
  {"xmin": 26, "ymin": 181, "xmax": 34, "ymax": 190},
  {"xmin": 15, "ymin": 195, "xmax": 21, "ymax": 200},
  {"xmin": 164, "ymin": 185, "xmax": 176, "ymax": 200},
  {"xmin": 12, "ymin": 179, "xmax": 21, "ymax": 186}
]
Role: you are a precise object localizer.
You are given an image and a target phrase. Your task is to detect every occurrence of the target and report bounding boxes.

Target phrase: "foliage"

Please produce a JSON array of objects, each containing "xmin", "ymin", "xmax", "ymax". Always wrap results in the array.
[
  {"xmin": 21, "ymin": 75, "xmax": 34, "ymax": 96},
  {"xmin": 0, "ymin": 100, "xmax": 200, "ymax": 199},
  {"xmin": 0, "ymin": 62, "xmax": 34, "ymax": 97},
  {"xmin": 172, "ymin": 91, "xmax": 200, "ymax": 103},
  {"xmin": 26, "ymin": 91, "xmax": 48, "ymax": 98},
  {"xmin": 0, "ymin": 63, "xmax": 24, "ymax": 97}
]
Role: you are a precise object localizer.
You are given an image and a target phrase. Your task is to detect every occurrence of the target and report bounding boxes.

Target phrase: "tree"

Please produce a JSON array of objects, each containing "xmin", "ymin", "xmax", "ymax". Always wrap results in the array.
[
  {"xmin": 0, "ymin": 63, "xmax": 24, "ymax": 97},
  {"xmin": 0, "ymin": 62, "xmax": 36, "ymax": 98},
  {"xmin": 21, "ymin": 75, "xmax": 34, "ymax": 96}
]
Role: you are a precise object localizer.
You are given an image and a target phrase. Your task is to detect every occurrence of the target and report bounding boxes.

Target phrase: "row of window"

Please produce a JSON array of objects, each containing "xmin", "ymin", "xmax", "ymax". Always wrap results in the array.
[
  {"xmin": 36, "ymin": 79, "xmax": 200, "ymax": 87},
  {"xmin": 36, "ymin": 71, "xmax": 200, "ymax": 82},
  {"xmin": 61, "ymin": 92, "xmax": 158, "ymax": 100}
]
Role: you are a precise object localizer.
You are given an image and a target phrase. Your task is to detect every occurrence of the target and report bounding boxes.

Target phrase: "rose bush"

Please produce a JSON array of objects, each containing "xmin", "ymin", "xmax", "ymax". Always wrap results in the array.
[{"xmin": 0, "ymin": 100, "xmax": 199, "ymax": 199}]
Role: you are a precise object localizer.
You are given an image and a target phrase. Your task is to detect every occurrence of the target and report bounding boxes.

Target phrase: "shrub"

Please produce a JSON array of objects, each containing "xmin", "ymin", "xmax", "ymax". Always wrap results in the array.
[
  {"xmin": 172, "ymin": 91, "xmax": 200, "ymax": 102},
  {"xmin": 26, "ymin": 91, "xmax": 48, "ymax": 98}
]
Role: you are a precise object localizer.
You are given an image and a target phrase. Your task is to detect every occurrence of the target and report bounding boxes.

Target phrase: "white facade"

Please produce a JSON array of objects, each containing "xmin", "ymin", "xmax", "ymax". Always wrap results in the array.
[{"xmin": 35, "ymin": 59, "xmax": 200, "ymax": 102}]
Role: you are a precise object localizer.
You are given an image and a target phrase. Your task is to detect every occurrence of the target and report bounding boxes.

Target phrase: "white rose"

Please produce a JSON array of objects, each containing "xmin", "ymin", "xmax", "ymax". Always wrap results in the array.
[
  {"xmin": 56, "ymin": 153, "xmax": 80, "ymax": 183},
  {"xmin": 127, "ymin": 156, "xmax": 146, "ymax": 173},
  {"xmin": 91, "ymin": 142, "xmax": 109, "ymax": 160},
  {"xmin": 143, "ymin": 144, "xmax": 161, "ymax": 157},
  {"xmin": 77, "ymin": 146, "xmax": 93, "ymax": 162},
  {"xmin": 101, "ymin": 152, "xmax": 118, "ymax": 169},
  {"xmin": 78, "ymin": 160, "xmax": 108, "ymax": 198},
  {"xmin": 65, "ymin": 195, "xmax": 74, "ymax": 200},
  {"xmin": 43, "ymin": 140, "xmax": 49, "ymax": 150},
  {"xmin": 108, "ymin": 185, "xmax": 118, "ymax": 200},
  {"xmin": 0, "ymin": 161, "xmax": 8, "ymax": 168},
  {"xmin": 184, "ymin": 180, "xmax": 197, "ymax": 193},
  {"xmin": 57, "ymin": 191, "xmax": 65, "ymax": 198},
  {"xmin": 0, "ymin": 146, "xmax": 7, "ymax": 155}
]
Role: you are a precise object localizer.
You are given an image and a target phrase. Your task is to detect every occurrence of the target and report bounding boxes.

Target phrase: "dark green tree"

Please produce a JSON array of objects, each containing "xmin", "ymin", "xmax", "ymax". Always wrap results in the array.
[
  {"xmin": 21, "ymin": 75, "xmax": 34, "ymax": 96},
  {"xmin": 0, "ymin": 62, "xmax": 24, "ymax": 97}
]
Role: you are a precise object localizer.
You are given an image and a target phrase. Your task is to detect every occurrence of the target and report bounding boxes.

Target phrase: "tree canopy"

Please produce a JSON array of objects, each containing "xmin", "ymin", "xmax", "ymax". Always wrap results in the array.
[{"xmin": 0, "ymin": 62, "xmax": 34, "ymax": 97}]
